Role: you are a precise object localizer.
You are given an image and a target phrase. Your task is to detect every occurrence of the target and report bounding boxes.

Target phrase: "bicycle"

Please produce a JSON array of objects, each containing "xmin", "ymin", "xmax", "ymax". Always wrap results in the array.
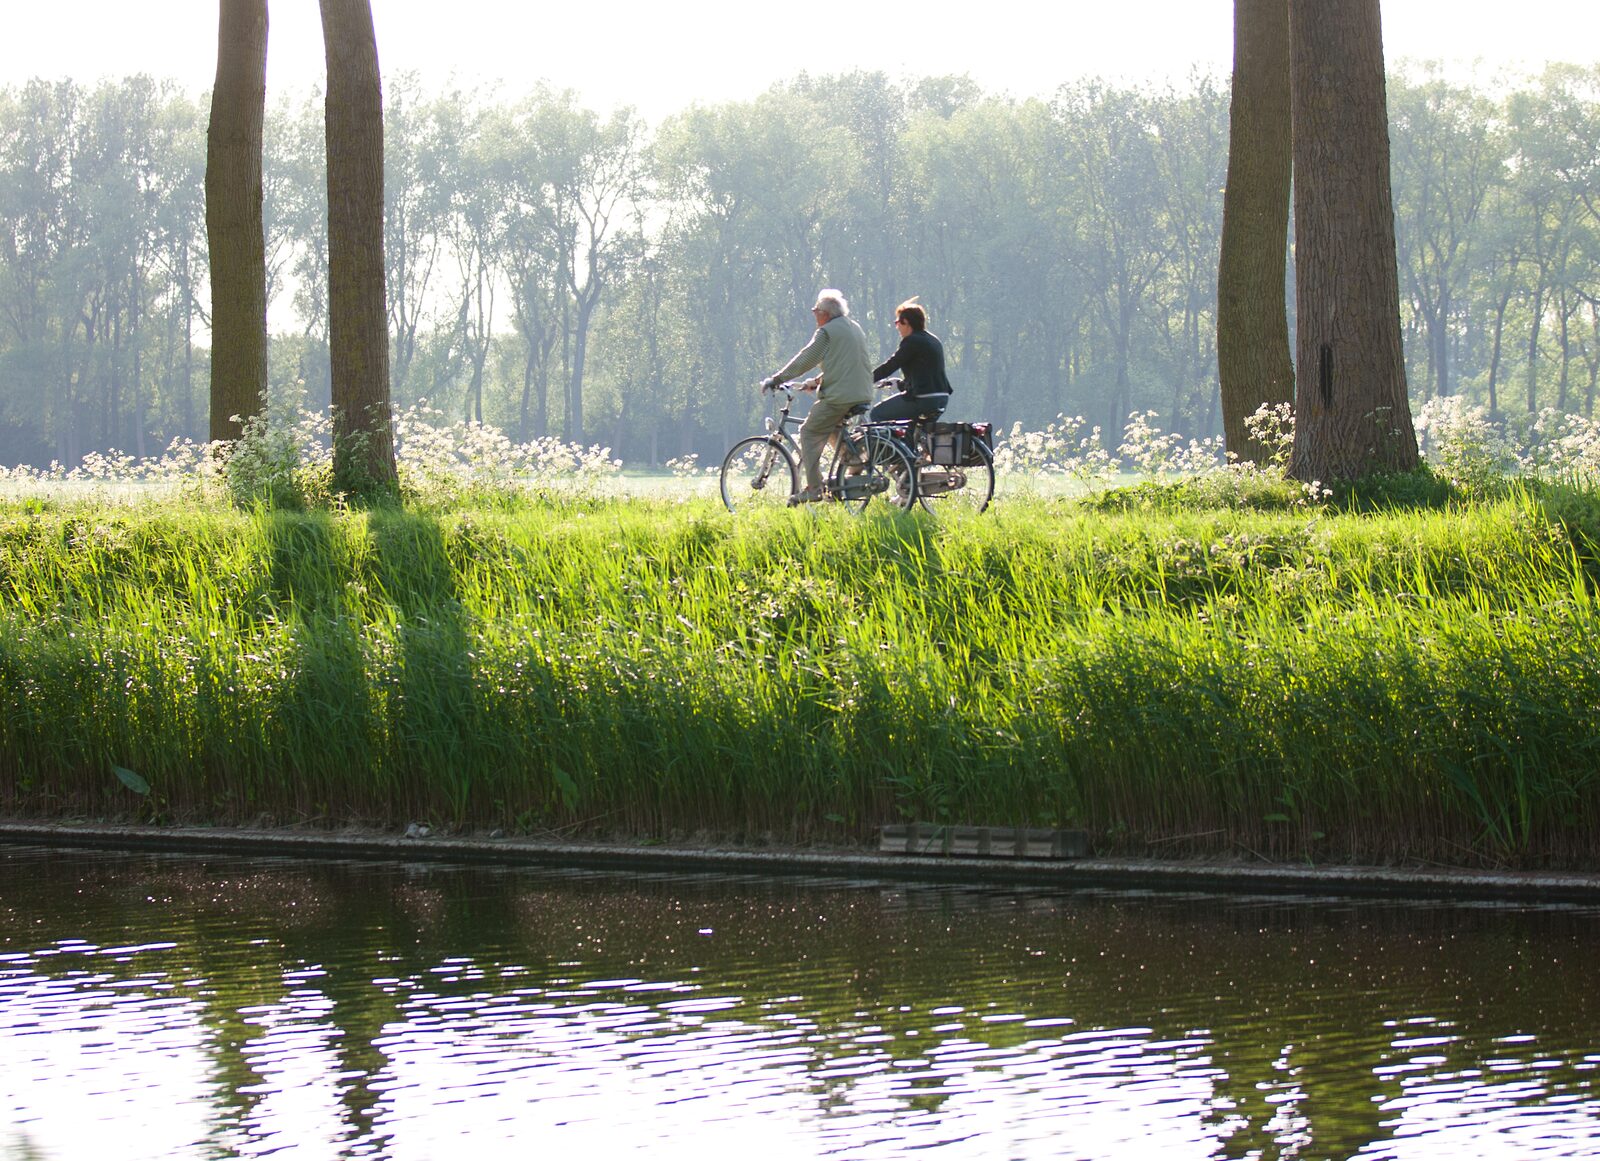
[
  {"xmin": 865, "ymin": 378, "xmax": 996, "ymax": 514},
  {"xmin": 719, "ymin": 381, "xmax": 919, "ymax": 513}
]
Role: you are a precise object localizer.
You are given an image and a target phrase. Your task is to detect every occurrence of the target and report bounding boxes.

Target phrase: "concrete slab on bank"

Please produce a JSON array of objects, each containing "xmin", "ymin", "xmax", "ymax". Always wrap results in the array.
[{"xmin": 3, "ymin": 820, "xmax": 1599, "ymax": 905}]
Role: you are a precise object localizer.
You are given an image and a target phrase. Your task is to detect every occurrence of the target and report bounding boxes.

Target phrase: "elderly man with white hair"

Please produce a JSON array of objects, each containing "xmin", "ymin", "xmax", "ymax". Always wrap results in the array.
[{"xmin": 760, "ymin": 288, "xmax": 875, "ymax": 504}]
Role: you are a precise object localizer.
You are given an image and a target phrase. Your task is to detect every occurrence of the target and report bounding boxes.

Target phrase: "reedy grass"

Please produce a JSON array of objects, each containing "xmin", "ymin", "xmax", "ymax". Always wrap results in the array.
[{"xmin": 2, "ymin": 486, "xmax": 1599, "ymax": 867}]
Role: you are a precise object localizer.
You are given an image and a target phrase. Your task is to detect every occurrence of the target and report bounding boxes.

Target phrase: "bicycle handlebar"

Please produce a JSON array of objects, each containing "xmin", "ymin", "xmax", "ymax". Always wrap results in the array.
[
  {"xmin": 759, "ymin": 376, "xmax": 901, "ymax": 397},
  {"xmin": 761, "ymin": 378, "xmax": 817, "ymax": 395}
]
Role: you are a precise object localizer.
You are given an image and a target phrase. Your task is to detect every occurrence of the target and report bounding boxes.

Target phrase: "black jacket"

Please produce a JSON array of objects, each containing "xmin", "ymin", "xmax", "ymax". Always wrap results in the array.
[{"xmin": 872, "ymin": 329, "xmax": 952, "ymax": 397}]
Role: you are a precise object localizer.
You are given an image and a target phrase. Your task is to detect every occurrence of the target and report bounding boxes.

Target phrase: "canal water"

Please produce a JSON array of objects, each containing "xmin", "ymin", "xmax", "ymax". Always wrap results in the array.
[{"xmin": 1, "ymin": 845, "xmax": 1597, "ymax": 1160}]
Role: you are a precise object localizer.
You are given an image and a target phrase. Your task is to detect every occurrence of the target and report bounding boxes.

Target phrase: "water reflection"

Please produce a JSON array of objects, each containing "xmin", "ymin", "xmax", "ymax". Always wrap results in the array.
[{"xmin": 1, "ymin": 847, "xmax": 1597, "ymax": 1159}]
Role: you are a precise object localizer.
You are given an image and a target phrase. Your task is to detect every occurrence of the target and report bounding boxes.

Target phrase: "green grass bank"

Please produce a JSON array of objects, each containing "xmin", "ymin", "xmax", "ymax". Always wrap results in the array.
[{"xmin": 3, "ymin": 484, "xmax": 1599, "ymax": 869}]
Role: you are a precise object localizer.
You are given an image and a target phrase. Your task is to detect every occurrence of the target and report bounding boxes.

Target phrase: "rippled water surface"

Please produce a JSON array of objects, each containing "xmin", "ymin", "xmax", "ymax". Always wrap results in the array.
[{"xmin": 2, "ymin": 846, "xmax": 1598, "ymax": 1159}]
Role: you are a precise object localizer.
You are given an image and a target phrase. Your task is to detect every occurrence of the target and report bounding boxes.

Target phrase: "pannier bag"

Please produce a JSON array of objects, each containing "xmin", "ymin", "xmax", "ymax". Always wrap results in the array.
[
  {"xmin": 929, "ymin": 422, "xmax": 963, "ymax": 465},
  {"xmin": 929, "ymin": 421, "xmax": 994, "ymax": 466},
  {"xmin": 962, "ymin": 422, "xmax": 993, "ymax": 465}
]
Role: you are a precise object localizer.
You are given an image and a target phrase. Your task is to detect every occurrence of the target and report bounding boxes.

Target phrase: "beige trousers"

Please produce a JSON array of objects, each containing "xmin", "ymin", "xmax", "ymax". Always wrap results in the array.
[{"xmin": 798, "ymin": 393, "xmax": 863, "ymax": 491}]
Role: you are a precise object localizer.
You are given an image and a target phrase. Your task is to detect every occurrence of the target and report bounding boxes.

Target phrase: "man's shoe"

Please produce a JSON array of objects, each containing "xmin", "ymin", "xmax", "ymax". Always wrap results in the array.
[{"xmin": 787, "ymin": 485, "xmax": 822, "ymax": 506}]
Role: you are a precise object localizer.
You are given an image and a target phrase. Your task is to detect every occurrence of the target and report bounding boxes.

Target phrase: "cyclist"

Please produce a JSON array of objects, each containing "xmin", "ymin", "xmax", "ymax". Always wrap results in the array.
[
  {"xmin": 870, "ymin": 298, "xmax": 952, "ymax": 422},
  {"xmin": 760, "ymin": 289, "xmax": 874, "ymax": 504}
]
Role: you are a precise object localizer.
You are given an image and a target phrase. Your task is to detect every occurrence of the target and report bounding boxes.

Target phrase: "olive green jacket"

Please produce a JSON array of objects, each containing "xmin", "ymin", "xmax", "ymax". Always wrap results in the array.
[{"xmin": 774, "ymin": 315, "xmax": 874, "ymax": 404}]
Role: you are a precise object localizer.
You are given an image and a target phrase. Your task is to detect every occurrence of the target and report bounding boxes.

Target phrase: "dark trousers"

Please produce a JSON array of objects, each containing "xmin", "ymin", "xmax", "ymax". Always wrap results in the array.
[{"xmin": 871, "ymin": 391, "xmax": 948, "ymax": 422}]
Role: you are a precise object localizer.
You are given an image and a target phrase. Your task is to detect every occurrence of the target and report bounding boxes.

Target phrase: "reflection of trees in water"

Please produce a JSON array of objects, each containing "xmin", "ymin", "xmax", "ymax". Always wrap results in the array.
[{"xmin": 2, "ymin": 850, "xmax": 1597, "ymax": 1159}]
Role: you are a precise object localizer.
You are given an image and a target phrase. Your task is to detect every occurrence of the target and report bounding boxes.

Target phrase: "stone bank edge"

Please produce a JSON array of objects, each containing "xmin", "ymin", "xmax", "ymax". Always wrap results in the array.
[{"xmin": 2, "ymin": 821, "xmax": 1599, "ymax": 905}]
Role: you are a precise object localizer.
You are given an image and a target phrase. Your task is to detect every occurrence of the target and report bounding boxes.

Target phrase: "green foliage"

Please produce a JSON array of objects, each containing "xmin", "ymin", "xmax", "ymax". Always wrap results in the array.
[
  {"xmin": 218, "ymin": 412, "xmax": 336, "ymax": 510},
  {"xmin": 1080, "ymin": 469, "xmax": 1305, "ymax": 514},
  {"xmin": 112, "ymin": 765, "xmax": 150, "ymax": 796},
  {"xmin": 1323, "ymin": 468, "xmax": 1461, "ymax": 512},
  {"xmin": 4, "ymin": 64, "xmax": 1600, "ymax": 472},
  {"xmin": 2, "ymin": 489, "xmax": 1600, "ymax": 869}
]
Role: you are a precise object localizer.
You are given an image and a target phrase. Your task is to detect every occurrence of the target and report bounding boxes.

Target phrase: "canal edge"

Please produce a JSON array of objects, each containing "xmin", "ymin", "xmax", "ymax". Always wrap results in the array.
[{"xmin": 4, "ymin": 820, "xmax": 1600, "ymax": 904}]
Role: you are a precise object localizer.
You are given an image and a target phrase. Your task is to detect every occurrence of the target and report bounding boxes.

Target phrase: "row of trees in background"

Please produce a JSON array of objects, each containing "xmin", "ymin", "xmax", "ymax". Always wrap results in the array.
[{"xmin": 2, "ymin": 62, "xmax": 1598, "ymax": 469}]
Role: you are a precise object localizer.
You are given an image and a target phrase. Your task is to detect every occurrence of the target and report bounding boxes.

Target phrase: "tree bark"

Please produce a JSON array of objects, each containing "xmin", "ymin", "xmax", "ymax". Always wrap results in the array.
[
  {"xmin": 1217, "ymin": 0, "xmax": 1295, "ymax": 463},
  {"xmin": 1287, "ymin": 0, "xmax": 1419, "ymax": 481},
  {"xmin": 320, "ymin": 0, "xmax": 397, "ymax": 494},
  {"xmin": 205, "ymin": 0, "xmax": 268, "ymax": 444}
]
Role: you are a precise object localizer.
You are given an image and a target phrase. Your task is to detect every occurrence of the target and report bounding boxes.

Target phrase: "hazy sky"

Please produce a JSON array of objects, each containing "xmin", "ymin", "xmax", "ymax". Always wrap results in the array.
[{"xmin": 3, "ymin": 0, "xmax": 1596, "ymax": 119}]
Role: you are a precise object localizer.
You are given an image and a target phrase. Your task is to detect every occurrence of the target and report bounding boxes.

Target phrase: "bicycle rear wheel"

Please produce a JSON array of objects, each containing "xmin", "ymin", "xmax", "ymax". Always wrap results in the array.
[
  {"xmin": 831, "ymin": 430, "xmax": 917, "ymax": 513},
  {"xmin": 917, "ymin": 441, "xmax": 994, "ymax": 514},
  {"xmin": 720, "ymin": 436, "xmax": 798, "ymax": 512}
]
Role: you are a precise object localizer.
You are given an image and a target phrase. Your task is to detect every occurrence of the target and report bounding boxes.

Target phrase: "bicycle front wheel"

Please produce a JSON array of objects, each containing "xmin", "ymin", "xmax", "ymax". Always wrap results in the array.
[
  {"xmin": 720, "ymin": 436, "xmax": 798, "ymax": 512},
  {"xmin": 831, "ymin": 430, "xmax": 918, "ymax": 514},
  {"xmin": 917, "ymin": 441, "xmax": 995, "ymax": 514}
]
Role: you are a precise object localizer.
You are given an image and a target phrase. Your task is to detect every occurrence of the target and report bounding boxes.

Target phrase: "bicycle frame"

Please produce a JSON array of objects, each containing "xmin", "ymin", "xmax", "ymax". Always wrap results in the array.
[
  {"xmin": 719, "ymin": 382, "xmax": 919, "ymax": 511},
  {"xmin": 859, "ymin": 379, "xmax": 996, "ymax": 512}
]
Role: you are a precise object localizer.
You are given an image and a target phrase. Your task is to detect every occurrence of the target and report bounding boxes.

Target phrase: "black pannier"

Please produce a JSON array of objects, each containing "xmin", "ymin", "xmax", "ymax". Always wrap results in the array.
[
  {"xmin": 928, "ymin": 421, "xmax": 993, "ymax": 466},
  {"xmin": 929, "ymin": 422, "xmax": 964, "ymax": 465},
  {"xmin": 962, "ymin": 422, "xmax": 993, "ymax": 465}
]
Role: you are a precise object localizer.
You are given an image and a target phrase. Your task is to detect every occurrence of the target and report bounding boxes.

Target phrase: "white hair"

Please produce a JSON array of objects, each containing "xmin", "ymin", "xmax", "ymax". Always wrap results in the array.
[{"xmin": 813, "ymin": 289, "xmax": 849, "ymax": 319}]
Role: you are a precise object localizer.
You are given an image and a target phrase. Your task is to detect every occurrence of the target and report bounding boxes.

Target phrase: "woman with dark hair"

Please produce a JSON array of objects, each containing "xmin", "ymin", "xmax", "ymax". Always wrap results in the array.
[{"xmin": 870, "ymin": 298, "xmax": 952, "ymax": 422}]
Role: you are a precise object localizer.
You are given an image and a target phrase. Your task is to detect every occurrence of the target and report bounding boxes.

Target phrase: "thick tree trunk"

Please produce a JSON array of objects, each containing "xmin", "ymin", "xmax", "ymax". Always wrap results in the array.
[
  {"xmin": 321, "ymin": 0, "xmax": 398, "ymax": 494},
  {"xmin": 1217, "ymin": 0, "xmax": 1295, "ymax": 463},
  {"xmin": 205, "ymin": 0, "xmax": 268, "ymax": 444},
  {"xmin": 1287, "ymin": 0, "xmax": 1418, "ymax": 482}
]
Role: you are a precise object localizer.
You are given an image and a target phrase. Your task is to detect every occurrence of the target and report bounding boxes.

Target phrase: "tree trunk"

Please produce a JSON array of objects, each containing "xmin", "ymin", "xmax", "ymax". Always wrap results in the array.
[
  {"xmin": 1487, "ymin": 283, "xmax": 1512, "ymax": 417},
  {"xmin": 321, "ymin": 0, "xmax": 398, "ymax": 495},
  {"xmin": 569, "ymin": 294, "xmax": 594, "ymax": 444},
  {"xmin": 519, "ymin": 346, "xmax": 534, "ymax": 441},
  {"xmin": 183, "ymin": 270, "xmax": 196, "ymax": 438},
  {"xmin": 205, "ymin": 0, "xmax": 268, "ymax": 444},
  {"xmin": 1217, "ymin": 0, "xmax": 1295, "ymax": 463},
  {"xmin": 132, "ymin": 264, "xmax": 147, "ymax": 458},
  {"xmin": 1286, "ymin": 0, "xmax": 1418, "ymax": 482},
  {"xmin": 1588, "ymin": 307, "xmax": 1600, "ymax": 419},
  {"xmin": 1433, "ymin": 287, "xmax": 1451, "ymax": 398},
  {"xmin": 1557, "ymin": 290, "xmax": 1576, "ymax": 414},
  {"xmin": 1526, "ymin": 284, "xmax": 1544, "ymax": 414}
]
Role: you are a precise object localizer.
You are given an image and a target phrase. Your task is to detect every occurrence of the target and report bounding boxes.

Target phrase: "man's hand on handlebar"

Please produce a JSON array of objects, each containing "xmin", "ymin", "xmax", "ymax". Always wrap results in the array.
[{"xmin": 759, "ymin": 375, "xmax": 820, "ymax": 393}]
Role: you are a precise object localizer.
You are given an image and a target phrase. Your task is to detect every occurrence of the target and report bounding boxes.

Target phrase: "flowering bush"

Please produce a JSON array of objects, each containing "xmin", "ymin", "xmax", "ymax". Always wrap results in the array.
[
  {"xmin": 1240, "ymin": 402, "xmax": 1295, "ymax": 472},
  {"xmin": 1118, "ymin": 410, "xmax": 1226, "ymax": 478},
  {"xmin": 1414, "ymin": 396, "xmax": 1518, "ymax": 494},
  {"xmin": 992, "ymin": 414, "xmax": 1117, "ymax": 493},
  {"xmin": 0, "ymin": 403, "xmax": 623, "ymax": 509},
  {"xmin": 11, "ymin": 392, "xmax": 1600, "ymax": 511},
  {"xmin": 1518, "ymin": 408, "xmax": 1600, "ymax": 482},
  {"xmin": 391, "ymin": 401, "xmax": 622, "ymax": 504}
]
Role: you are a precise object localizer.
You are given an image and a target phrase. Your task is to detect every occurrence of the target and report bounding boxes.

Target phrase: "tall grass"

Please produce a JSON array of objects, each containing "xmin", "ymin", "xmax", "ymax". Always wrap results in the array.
[{"xmin": 2, "ymin": 484, "xmax": 1599, "ymax": 868}]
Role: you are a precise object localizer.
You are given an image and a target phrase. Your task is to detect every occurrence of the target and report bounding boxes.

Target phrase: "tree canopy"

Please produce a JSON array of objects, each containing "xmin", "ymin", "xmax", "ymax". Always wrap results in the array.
[{"xmin": 2, "ymin": 64, "xmax": 1599, "ymax": 469}]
